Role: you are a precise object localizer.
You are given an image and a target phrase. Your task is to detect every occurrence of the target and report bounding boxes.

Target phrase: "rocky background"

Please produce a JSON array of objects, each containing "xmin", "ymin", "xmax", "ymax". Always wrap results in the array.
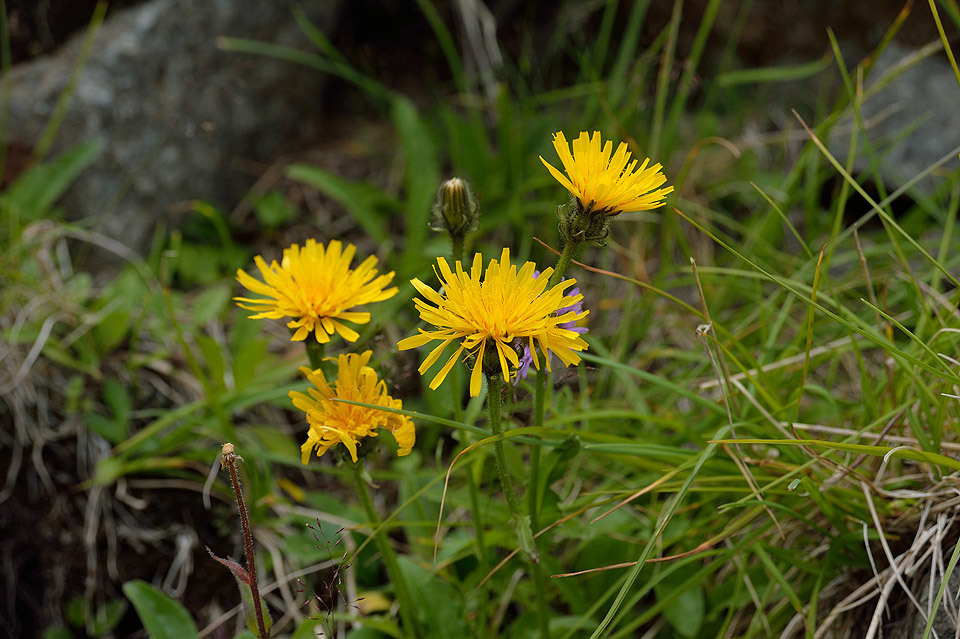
[{"xmin": 5, "ymin": 0, "xmax": 958, "ymax": 257}]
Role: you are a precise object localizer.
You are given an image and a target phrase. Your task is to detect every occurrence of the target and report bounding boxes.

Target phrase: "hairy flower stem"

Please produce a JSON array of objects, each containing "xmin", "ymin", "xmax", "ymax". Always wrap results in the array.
[
  {"xmin": 305, "ymin": 340, "xmax": 325, "ymax": 370},
  {"xmin": 530, "ymin": 369, "xmax": 550, "ymax": 639},
  {"xmin": 222, "ymin": 446, "xmax": 269, "ymax": 639},
  {"xmin": 486, "ymin": 373, "xmax": 537, "ymax": 563},
  {"xmin": 518, "ymin": 235, "xmax": 580, "ymax": 638},
  {"xmin": 451, "ymin": 233, "xmax": 465, "ymax": 264},
  {"xmin": 447, "ymin": 237, "xmax": 490, "ymax": 628},
  {"xmin": 457, "ymin": 377, "xmax": 487, "ymax": 566},
  {"xmin": 549, "ymin": 238, "xmax": 580, "ymax": 288},
  {"xmin": 349, "ymin": 463, "xmax": 420, "ymax": 638}
]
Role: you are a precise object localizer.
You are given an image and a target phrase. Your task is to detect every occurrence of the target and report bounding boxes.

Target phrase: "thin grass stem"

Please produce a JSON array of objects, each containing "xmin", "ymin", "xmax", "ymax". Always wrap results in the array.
[{"xmin": 349, "ymin": 462, "xmax": 421, "ymax": 638}]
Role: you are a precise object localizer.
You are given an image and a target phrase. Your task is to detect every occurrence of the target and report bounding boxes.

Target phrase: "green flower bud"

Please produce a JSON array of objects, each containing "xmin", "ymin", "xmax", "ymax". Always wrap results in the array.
[{"xmin": 430, "ymin": 177, "xmax": 479, "ymax": 238}]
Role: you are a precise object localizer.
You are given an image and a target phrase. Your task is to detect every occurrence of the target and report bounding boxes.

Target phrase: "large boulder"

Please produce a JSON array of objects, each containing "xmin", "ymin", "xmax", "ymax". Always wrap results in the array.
[
  {"xmin": 829, "ymin": 42, "xmax": 960, "ymax": 198},
  {"xmin": 8, "ymin": 0, "xmax": 342, "ymax": 253}
]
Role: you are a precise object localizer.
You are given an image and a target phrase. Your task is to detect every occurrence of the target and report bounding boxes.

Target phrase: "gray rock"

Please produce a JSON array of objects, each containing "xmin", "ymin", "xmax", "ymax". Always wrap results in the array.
[
  {"xmin": 8, "ymin": 0, "xmax": 342, "ymax": 254},
  {"xmin": 888, "ymin": 556, "xmax": 960, "ymax": 639},
  {"xmin": 828, "ymin": 42, "xmax": 960, "ymax": 198}
]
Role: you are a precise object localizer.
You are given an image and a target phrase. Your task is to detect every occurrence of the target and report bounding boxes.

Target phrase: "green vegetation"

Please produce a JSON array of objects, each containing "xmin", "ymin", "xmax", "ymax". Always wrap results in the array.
[{"xmin": 6, "ymin": 1, "xmax": 960, "ymax": 638}]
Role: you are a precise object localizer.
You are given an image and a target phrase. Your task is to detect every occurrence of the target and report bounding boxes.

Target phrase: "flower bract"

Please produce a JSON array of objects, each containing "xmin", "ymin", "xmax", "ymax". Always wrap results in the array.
[
  {"xmin": 291, "ymin": 351, "xmax": 414, "ymax": 464},
  {"xmin": 235, "ymin": 239, "xmax": 397, "ymax": 343},
  {"xmin": 541, "ymin": 131, "xmax": 674, "ymax": 217},
  {"xmin": 397, "ymin": 248, "xmax": 589, "ymax": 397}
]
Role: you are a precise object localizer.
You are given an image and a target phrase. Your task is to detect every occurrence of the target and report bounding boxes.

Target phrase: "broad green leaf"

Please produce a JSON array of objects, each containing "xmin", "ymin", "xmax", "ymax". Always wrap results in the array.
[
  {"xmin": 122, "ymin": 580, "xmax": 198, "ymax": 639},
  {"xmin": 398, "ymin": 557, "xmax": 468, "ymax": 639},
  {"xmin": 654, "ymin": 573, "xmax": 705, "ymax": 638},
  {"xmin": 247, "ymin": 425, "xmax": 299, "ymax": 461},
  {"xmin": 392, "ymin": 96, "xmax": 439, "ymax": 270},
  {"xmin": 92, "ymin": 309, "xmax": 132, "ymax": 354},
  {"xmin": 191, "ymin": 281, "xmax": 232, "ymax": 326},
  {"xmin": 513, "ymin": 513, "xmax": 538, "ymax": 562},
  {"xmin": 2, "ymin": 140, "xmax": 104, "ymax": 219},
  {"xmin": 102, "ymin": 378, "xmax": 131, "ymax": 424},
  {"xmin": 253, "ymin": 190, "xmax": 296, "ymax": 228},
  {"xmin": 175, "ymin": 244, "xmax": 223, "ymax": 285},
  {"xmin": 232, "ymin": 336, "xmax": 268, "ymax": 388},
  {"xmin": 65, "ymin": 597, "xmax": 85, "ymax": 627},
  {"xmin": 93, "ymin": 456, "xmax": 192, "ymax": 486},
  {"xmin": 91, "ymin": 599, "xmax": 128, "ymax": 635},
  {"xmin": 196, "ymin": 335, "xmax": 226, "ymax": 392},
  {"xmin": 83, "ymin": 413, "xmax": 126, "ymax": 444}
]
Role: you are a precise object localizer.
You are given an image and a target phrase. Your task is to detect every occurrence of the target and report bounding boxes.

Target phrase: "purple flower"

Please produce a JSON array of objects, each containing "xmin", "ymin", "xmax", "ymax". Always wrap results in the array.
[{"xmin": 514, "ymin": 271, "xmax": 588, "ymax": 384}]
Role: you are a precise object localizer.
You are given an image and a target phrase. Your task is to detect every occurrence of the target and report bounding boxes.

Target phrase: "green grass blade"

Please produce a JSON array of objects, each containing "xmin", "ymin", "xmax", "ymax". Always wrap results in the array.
[
  {"xmin": 714, "ymin": 438, "xmax": 960, "ymax": 473},
  {"xmin": 34, "ymin": 2, "xmax": 107, "ymax": 160},
  {"xmin": 648, "ymin": 0, "xmax": 682, "ymax": 158},
  {"xmin": 413, "ymin": 0, "xmax": 466, "ymax": 91},
  {"xmin": 717, "ymin": 54, "xmax": 832, "ymax": 87},
  {"xmin": 588, "ymin": 426, "xmax": 729, "ymax": 639},
  {"xmin": 929, "ymin": 0, "xmax": 960, "ymax": 89},
  {"xmin": 217, "ymin": 37, "xmax": 394, "ymax": 104},
  {"xmin": 286, "ymin": 164, "xmax": 395, "ymax": 244},
  {"xmin": 922, "ymin": 534, "xmax": 960, "ymax": 639},
  {"xmin": 393, "ymin": 96, "xmax": 440, "ymax": 274}
]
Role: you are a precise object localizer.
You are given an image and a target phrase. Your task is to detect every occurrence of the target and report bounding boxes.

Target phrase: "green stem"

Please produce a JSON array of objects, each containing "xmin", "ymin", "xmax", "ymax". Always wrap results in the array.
[
  {"xmin": 454, "ymin": 361, "xmax": 487, "ymax": 567},
  {"xmin": 451, "ymin": 232, "xmax": 465, "ymax": 264},
  {"xmin": 549, "ymin": 239, "xmax": 580, "ymax": 287},
  {"xmin": 486, "ymin": 373, "xmax": 537, "ymax": 563},
  {"xmin": 305, "ymin": 339, "xmax": 325, "ymax": 370},
  {"xmin": 528, "ymin": 234, "xmax": 582, "ymax": 639},
  {"xmin": 460, "ymin": 396, "xmax": 486, "ymax": 566},
  {"xmin": 530, "ymin": 372, "xmax": 549, "ymax": 638},
  {"xmin": 486, "ymin": 374, "xmax": 521, "ymax": 518},
  {"xmin": 350, "ymin": 463, "xmax": 420, "ymax": 638},
  {"xmin": 524, "ymin": 236, "xmax": 579, "ymax": 637},
  {"xmin": 451, "ymin": 233, "xmax": 488, "ymax": 633}
]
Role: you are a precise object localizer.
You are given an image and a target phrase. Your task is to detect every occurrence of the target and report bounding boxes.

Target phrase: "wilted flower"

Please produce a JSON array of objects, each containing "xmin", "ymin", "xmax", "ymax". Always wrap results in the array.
[
  {"xmin": 291, "ymin": 351, "xmax": 414, "ymax": 464},
  {"xmin": 235, "ymin": 239, "xmax": 397, "ymax": 343},
  {"xmin": 397, "ymin": 248, "xmax": 589, "ymax": 397}
]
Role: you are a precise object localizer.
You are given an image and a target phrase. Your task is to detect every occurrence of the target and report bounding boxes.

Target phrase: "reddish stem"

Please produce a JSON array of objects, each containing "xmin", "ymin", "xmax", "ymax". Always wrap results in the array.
[{"xmin": 223, "ymin": 445, "xmax": 268, "ymax": 639}]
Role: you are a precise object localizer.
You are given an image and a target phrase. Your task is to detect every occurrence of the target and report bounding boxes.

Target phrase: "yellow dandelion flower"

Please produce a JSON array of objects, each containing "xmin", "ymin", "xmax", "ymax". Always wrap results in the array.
[
  {"xmin": 397, "ymin": 248, "xmax": 589, "ymax": 397},
  {"xmin": 235, "ymin": 239, "xmax": 397, "ymax": 343},
  {"xmin": 540, "ymin": 131, "xmax": 674, "ymax": 217},
  {"xmin": 291, "ymin": 351, "xmax": 414, "ymax": 464}
]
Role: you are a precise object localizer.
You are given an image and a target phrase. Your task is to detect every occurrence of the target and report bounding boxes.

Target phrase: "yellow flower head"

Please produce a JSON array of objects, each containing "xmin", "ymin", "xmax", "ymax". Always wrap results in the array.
[
  {"xmin": 291, "ymin": 351, "xmax": 414, "ymax": 464},
  {"xmin": 235, "ymin": 239, "xmax": 398, "ymax": 343},
  {"xmin": 397, "ymin": 248, "xmax": 589, "ymax": 397},
  {"xmin": 540, "ymin": 131, "xmax": 674, "ymax": 217}
]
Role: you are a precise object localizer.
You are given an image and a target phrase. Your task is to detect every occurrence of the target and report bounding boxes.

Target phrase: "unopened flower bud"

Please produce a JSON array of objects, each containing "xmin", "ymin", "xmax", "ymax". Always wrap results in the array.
[{"xmin": 430, "ymin": 177, "xmax": 479, "ymax": 238}]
